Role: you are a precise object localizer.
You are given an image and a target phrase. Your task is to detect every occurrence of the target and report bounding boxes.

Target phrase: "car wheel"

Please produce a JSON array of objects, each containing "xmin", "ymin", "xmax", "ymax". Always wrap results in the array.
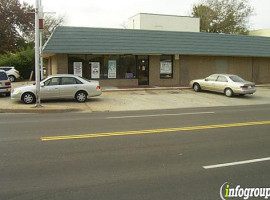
[
  {"xmin": 224, "ymin": 88, "xmax": 234, "ymax": 97},
  {"xmin": 193, "ymin": 83, "xmax": 201, "ymax": 92},
  {"xmin": 6, "ymin": 92, "xmax": 11, "ymax": 97},
  {"xmin": 75, "ymin": 91, "xmax": 87, "ymax": 102},
  {"xmin": 8, "ymin": 75, "xmax": 16, "ymax": 82},
  {"xmin": 22, "ymin": 92, "xmax": 36, "ymax": 104}
]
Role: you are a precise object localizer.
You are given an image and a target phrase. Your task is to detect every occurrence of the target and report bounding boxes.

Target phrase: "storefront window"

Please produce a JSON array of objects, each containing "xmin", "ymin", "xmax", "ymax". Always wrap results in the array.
[
  {"xmin": 119, "ymin": 55, "xmax": 136, "ymax": 79},
  {"xmin": 104, "ymin": 55, "xmax": 119, "ymax": 79},
  {"xmin": 160, "ymin": 55, "xmax": 173, "ymax": 79},
  {"xmin": 70, "ymin": 54, "xmax": 137, "ymax": 80},
  {"xmin": 87, "ymin": 55, "xmax": 104, "ymax": 79},
  {"xmin": 68, "ymin": 55, "xmax": 86, "ymax": 78}
]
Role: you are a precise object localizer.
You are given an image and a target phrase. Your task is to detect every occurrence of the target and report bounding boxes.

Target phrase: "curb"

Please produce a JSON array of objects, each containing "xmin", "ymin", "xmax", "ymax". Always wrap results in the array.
[
  {"xmin": 0, "ymin": 108, "xmax": 82, "ymax": 114},
  {"xmin": 102, "ymin": 84, "xmax": 270, "ymax": 92},
  {"xmin": 102, "ymin": 86, "xmax": 190, "ymax": 92}
]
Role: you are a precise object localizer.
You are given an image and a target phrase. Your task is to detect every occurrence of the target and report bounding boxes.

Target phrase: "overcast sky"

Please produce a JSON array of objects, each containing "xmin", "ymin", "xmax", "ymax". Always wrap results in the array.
[{"xmin": 20, "ymin": 0, "xmax": 270, "ymax": 30}]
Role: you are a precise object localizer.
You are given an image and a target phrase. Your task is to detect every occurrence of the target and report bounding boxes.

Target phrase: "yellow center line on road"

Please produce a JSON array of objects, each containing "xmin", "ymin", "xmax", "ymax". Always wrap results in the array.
[{"xmin": 40, "ymin": 120, "xmax": 270, "ymax": 141}]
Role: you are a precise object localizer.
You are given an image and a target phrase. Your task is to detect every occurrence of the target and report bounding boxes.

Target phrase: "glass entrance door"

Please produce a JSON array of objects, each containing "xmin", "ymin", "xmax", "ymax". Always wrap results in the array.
[{"xmin": 137, "ymin": 56, "xmax": 149, "ymax": 85}]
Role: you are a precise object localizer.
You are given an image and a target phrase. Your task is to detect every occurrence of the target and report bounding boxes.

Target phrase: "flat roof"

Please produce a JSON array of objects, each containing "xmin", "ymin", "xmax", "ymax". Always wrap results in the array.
[
  {"xmin": 128, "ymin": 13, "xmax": 199, "ymax": 19},
  {"xmin": 43, "ymin": 26, "xmax": 270, "ymax": 58}
]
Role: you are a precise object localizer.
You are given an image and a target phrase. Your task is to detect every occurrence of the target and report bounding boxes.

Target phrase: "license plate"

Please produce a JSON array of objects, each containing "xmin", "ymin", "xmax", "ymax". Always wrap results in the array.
[{"xmin": 248, "ymin": 86, "xmax": 253, "ymax": 89}]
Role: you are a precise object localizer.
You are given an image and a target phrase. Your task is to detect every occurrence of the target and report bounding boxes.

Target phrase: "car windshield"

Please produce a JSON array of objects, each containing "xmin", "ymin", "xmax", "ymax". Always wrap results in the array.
[
  {"xmin": 229, "ymin": 75, "xmax": 245, "ymax": 82},
  {"xmin": 0, "ymin": 72, "xmax": 8, "ymax": 80}
]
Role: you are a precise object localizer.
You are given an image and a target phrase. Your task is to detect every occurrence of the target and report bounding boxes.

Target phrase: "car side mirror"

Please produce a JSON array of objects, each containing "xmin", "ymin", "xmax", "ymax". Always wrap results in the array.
[
  {"xmin": 205, "ymin": 78, "xmax": 209, "ymax": 81},
  {"xmin": 40, "ymin": 83, "xmax": 45, "ymax": 87}
]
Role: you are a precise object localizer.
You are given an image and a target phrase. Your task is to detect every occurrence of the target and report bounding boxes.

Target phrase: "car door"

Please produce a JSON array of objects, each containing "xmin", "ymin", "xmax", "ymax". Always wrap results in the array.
[
  {"xmin": 214, "ymin": 75, "xmax": 229, "ymax": 93},
  {"xmin": 40, "ymin": 77, "xmax": 61, "ymax": 99},
  {"xmin": 59, "ymin": 77, "xmax": 81, "ymax": 98},
  {"xmin": 202, "ymin": 74, "xmax": 218, "ymax": 91}
]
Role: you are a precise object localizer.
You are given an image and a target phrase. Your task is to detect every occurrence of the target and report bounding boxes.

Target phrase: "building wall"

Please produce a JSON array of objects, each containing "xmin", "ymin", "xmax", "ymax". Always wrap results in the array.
[
  {"xmin": 57, "ymin": 54, "xmax": 68, "ymax": 74},
  {"xmin": 180, "ymin": 56, "xmax": 215, "ymax": 85},
  {"xmin": 149, "ymin": 55, "xmax": 180, "ymax": 86},
  {"xmin": 127, "ymin": 13, "xmax": 200, "ymax": 32},
  {"xmin": 127, "ymin": 14, "xmax": 140, "ymax": 30},
  {"xmin": 253, "ymin": 57, "xmax": 270, "ymax": 84},
  {"xmin": 228, "ymin": 57, "xmax": 252, "ymax": 81},
  {"xmin": 48, "ymin": 53, "xmax": 270, "ymax": 86},
  {"xmin": 51, "ymin": 55, "xmax": 58, "ymax": 74},
  {"xmin": 179, "ymin": 55, "xmax": 270, "ymax": 85},
  {"xmin": 99, "ymin": 79, "xmax": 138, "ymax": 87}
]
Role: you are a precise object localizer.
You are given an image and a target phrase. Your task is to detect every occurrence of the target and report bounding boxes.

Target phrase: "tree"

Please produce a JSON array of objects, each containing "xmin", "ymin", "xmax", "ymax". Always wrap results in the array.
[
  {"xmin": 0, "ymin": 47, "xmax": 34, "ymax": 79},
  {"xmin": 0, "ymin": 0, "xmax": 34, "ymax": 53},
  {"xmin": 42, "ymin": 15, "xmax": 64, "ymax": 44},
  {"xmin": 191, "ymin": 0, "xmax": 254, "ymax": 34}
]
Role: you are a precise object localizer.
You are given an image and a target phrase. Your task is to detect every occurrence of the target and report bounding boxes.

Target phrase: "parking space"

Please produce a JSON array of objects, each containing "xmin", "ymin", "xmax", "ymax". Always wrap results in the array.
[
  {"xmin": 1, "ymin": 82, "xmax": 269, "ymax": 113},
  {"xmin": 87, "ymin": 87, "xmax": 270, "ymax": 112}
]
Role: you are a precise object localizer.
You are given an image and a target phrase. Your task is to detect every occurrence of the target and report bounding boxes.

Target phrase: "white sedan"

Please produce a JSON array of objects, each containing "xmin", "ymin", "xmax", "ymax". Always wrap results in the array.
[
  {"xmin": 11, "ymin": 74, "xmax": 102, "ymax": 104},
  {"xmin": 189, "ymin": 74, "xmax": 256, "ymax": 97}
]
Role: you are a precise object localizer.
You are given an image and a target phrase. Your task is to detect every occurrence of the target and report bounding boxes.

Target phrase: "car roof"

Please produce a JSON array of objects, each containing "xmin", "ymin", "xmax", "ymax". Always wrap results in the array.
[
  {"xmin": 211, "ymin": 74, "xmax": 238, "ymax": 77},
  {"xmin": 47, "ymin": 74, "xmax": 80, "ymax": 78}
]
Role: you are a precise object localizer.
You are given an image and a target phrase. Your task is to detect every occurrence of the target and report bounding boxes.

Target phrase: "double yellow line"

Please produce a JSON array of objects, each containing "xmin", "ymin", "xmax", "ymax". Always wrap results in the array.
[{"xmin": 41, "ymin": 120, "xmax": 270, "ymax": 142}]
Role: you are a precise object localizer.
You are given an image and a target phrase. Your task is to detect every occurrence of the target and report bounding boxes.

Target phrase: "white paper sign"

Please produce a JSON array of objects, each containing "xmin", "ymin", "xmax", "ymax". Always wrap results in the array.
[
  {"xmin": 160, "ymin": 61, "xmax": 172, "ymax": 74},
  {"xmin": 108, "ymin": 60, "xmax": 116, "ymax": 79},
  {"xmin": 90, "ymin": 62, "xmax": 100, "ymax": 79},
  {"xmin": 73, "ymin": 62, "xmax": 82, "ymax": 77}
]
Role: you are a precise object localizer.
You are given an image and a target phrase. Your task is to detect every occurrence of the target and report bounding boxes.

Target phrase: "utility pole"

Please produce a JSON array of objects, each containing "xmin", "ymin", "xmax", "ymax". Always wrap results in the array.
[
  {"xmin": 39, "ymin": 0, "xmax": 44, "ymax": 80},
  {"xmin": 35, "ymin": 0, "xmax": 41, "ymax": 107}
]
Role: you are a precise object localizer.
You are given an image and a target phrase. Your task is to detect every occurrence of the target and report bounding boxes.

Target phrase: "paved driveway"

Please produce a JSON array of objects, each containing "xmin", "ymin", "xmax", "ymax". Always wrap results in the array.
[
  {"xmin": 1, "ymin": 85, "xmax": 269, "ymax": 113},
  {"xmin": 88, "ymin": 87, "xmax": 270, "ymax": 112}
]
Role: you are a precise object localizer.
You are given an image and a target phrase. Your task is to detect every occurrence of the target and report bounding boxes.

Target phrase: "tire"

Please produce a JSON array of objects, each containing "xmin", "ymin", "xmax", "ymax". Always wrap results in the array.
[
  {"xmin": 75, "ymin": 91, "xmax": 87, "ymax": 102},
  {"xmin": 8, "ymin": 75, "xmax": 16, "ymax": 82},
  {"xmin": 22, "ymin": 92, "xmax": 36, "ymax": 104},
  {"xmin": 6, "ymin": 92, "xmax": 11, "ymax": 97},
  {"xmin": 224, "ymin": 88, "xmax": 234, "ymax": 97},
  {"xmin": 193, "ymin": 83, "xmax": 201, "ymax": 92}
]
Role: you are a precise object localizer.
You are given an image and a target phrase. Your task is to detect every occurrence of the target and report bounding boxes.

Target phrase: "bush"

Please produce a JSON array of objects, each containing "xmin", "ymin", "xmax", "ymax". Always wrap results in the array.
[{"xmin": 0, "ymin": 47, "xmax": 35, "ymax": 80}]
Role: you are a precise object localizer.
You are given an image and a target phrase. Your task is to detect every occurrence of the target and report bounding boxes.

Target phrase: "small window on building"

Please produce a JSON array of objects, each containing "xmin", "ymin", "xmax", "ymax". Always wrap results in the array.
[{"xmin": 160, "ymin": 55, "xmax": 173, "ymax": 79}]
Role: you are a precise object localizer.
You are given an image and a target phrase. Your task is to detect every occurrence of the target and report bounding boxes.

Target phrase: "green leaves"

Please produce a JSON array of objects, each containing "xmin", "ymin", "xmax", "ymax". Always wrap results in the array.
[
  {"xmin": 0, "ymin": 0, "xmax": 34, "ymax": 53},
  {"xmin": 0, "ymin": 47, "xmax": 35, "ymax": 79},
  {"xmin": 192, "ymin": 0, "xmax": 254, "ymax": 34}
]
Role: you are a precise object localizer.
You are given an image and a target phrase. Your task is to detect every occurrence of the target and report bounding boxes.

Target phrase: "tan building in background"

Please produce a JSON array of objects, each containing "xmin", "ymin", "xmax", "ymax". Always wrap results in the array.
[
  {"xmin": 127, "ymin": 13, "xmax": 200, "ymax": 32},
  {"xmin": 249, "ymin": 28, "xmax": 270, "ymax": 37}
]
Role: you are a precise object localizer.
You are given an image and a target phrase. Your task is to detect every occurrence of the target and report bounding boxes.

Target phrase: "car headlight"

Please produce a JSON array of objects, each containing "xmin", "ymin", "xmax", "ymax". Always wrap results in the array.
[{"xmin": 13, "ymin": 89, "xmax": 21, "ymax": 95}]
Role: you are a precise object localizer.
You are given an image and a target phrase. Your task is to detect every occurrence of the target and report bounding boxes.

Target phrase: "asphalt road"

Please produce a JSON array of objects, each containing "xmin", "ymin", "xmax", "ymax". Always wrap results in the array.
[{"xmin": 0, "ymin": 105, "xmax": 270, "ymax": 200}]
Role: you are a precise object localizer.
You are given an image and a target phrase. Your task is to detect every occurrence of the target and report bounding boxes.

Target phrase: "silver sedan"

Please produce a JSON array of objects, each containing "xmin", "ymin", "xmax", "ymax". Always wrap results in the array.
[
  {"xmin": 11, "ymin": 74, "xmax": 102, "ymax": 104},
  {"xmin": 190, "ymin": 74, "xmax": 256, "ymax": 97}
]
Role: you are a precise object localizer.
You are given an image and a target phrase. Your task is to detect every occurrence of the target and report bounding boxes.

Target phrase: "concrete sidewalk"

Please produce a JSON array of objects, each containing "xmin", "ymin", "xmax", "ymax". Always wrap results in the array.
[{"xmin": 0, "ymin": 82, "xmax": 269, "ymax": 113}]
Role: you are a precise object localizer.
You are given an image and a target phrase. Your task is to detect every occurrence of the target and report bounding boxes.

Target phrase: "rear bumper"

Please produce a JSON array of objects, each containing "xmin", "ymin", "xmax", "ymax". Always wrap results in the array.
[
  {"xmin": 89, "ymin": 89, "xmax": 102, "ymax": 97},
  {"xmin": 0, "ymin": 86, "xmax": 11, "ymax": 94},
  {"xmin": 234, "ymin": 88, "xmax": 256, "ymax": 94}
]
